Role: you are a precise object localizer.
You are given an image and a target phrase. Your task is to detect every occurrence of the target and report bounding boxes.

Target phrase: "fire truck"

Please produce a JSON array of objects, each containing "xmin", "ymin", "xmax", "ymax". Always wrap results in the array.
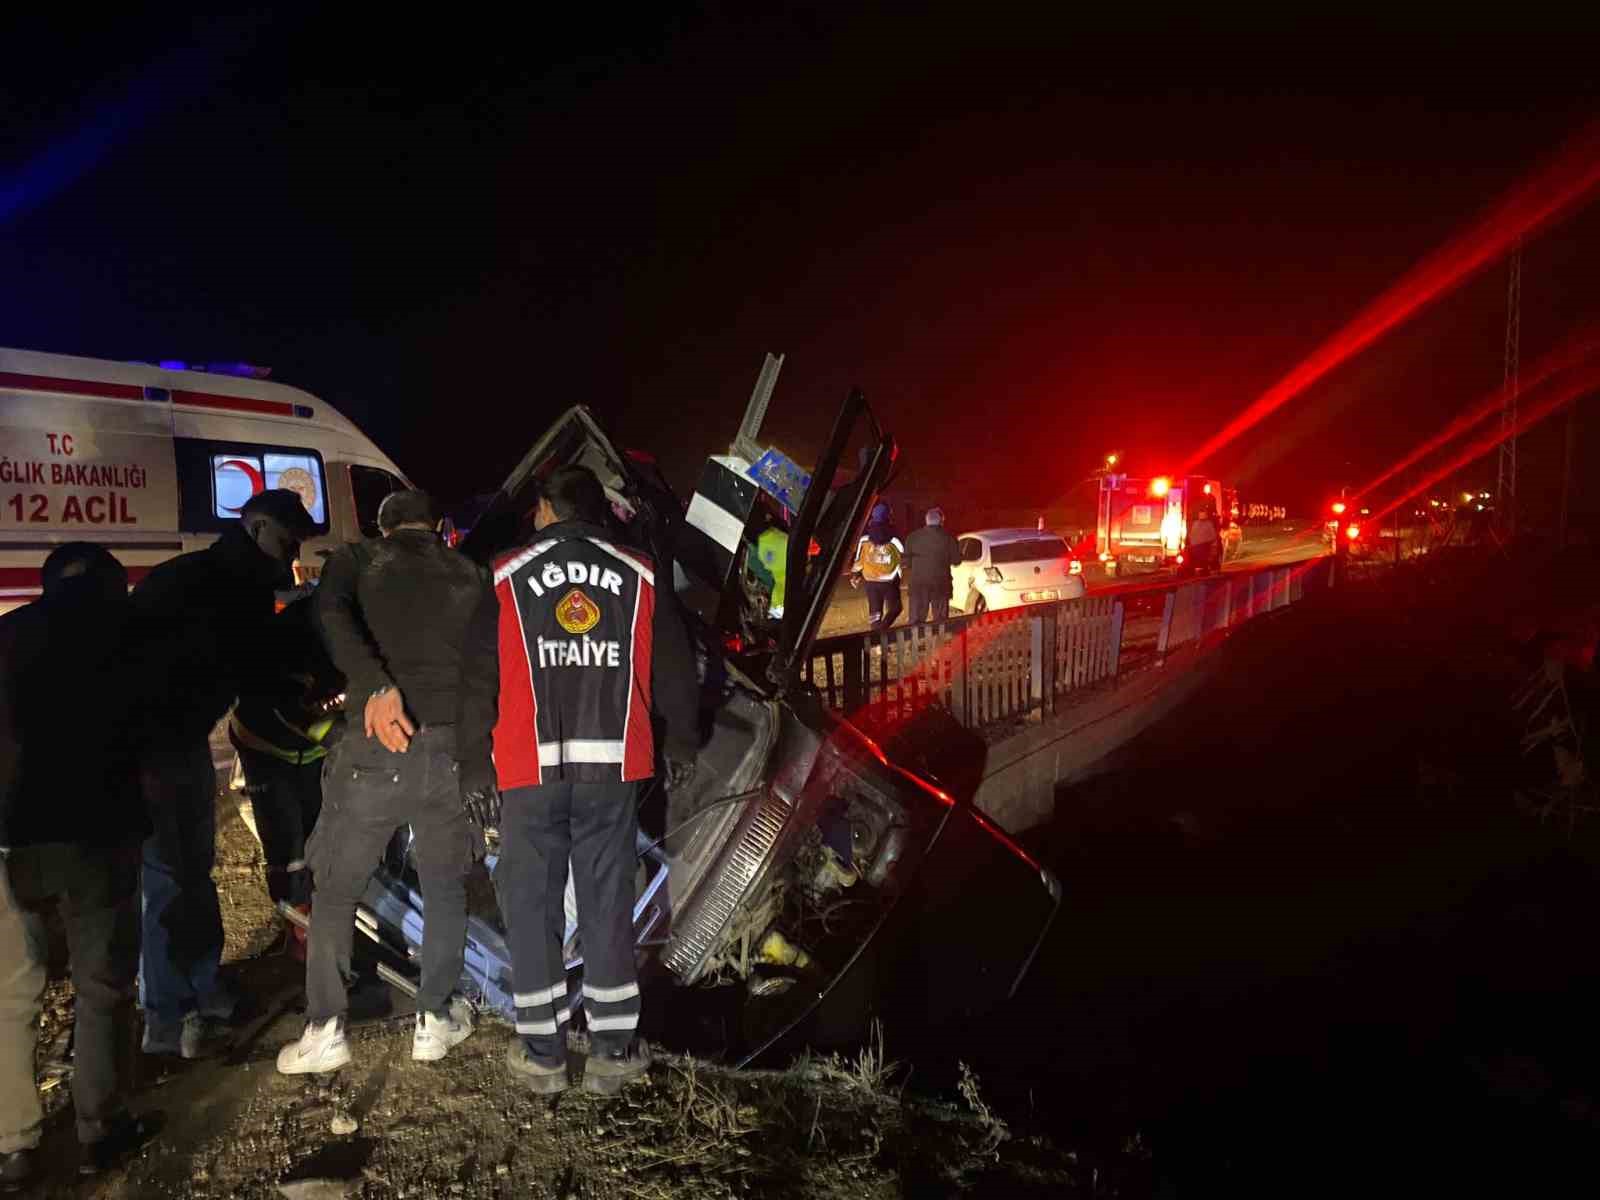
[{"xmin": 1095, "ymin": 473, "xmax": 1236, "ymax": 576}]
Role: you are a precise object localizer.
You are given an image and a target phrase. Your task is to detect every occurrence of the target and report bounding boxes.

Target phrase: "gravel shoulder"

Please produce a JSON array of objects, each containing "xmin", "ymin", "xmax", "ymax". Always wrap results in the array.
[{"xmin": 22, "ymin": 780, "xmax": 1090, "ymax": 1199}]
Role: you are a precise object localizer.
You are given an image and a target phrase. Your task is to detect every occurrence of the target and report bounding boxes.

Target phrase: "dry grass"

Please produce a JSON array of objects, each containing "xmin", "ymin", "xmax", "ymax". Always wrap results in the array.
[
  {"xmin": 785, "ymin": 1019, "xmax": 903, "ymax": 1097},
  {"xmin": 956, "ymin": 1061, "xmax": 1011, "ymax": 1160}
]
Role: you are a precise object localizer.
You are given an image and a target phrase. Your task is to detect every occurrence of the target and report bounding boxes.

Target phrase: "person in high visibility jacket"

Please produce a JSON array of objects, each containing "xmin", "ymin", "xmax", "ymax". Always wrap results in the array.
[
  {"xmin": 747, "ymin": 524, "xmax": 789, "ymax": 619},
  {"xmin": 228, "ymin": 595, "xmax": 346, "ymax": 911},
  {"xmin": 851, "ymin": 502, "xmax": 905, "ymax": 630}
]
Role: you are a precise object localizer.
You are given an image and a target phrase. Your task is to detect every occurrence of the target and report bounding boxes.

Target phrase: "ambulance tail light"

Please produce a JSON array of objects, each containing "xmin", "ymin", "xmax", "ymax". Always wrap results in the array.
[{"xmin": 983, "ymin": 567, "xmax": 1005, "ymax": 584}]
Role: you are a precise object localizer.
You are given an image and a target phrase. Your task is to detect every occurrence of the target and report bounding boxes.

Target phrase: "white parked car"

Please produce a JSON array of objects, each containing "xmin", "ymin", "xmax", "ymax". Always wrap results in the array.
[{"xmin": 952, "ymin": 529, "xmax": 1086, "ymax": 614}]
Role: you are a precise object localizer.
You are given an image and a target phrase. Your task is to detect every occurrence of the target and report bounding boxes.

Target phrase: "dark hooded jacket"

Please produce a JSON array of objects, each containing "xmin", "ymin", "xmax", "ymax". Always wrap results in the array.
[
  {"xmin": 128, "ymin": 523, "xmax": 283, "ymax": 748},
  {"xmin": 0, "ymin": 578, "xmax": 146, "ymax": 848}
]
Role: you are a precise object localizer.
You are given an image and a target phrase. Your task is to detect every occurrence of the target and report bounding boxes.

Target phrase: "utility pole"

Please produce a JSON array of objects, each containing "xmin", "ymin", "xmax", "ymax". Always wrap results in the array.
[
  {"xmin": 1497, "ymin": 242, "xmax": 1522, "ymax": 537},
  {"xmin": 1560, "ymin": 396, "xmax": 1578, "ymax": 549}
]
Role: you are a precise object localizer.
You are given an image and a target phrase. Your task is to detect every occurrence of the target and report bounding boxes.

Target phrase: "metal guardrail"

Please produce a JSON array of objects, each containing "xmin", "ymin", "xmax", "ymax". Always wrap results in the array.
[{"xmin": 803, "ymin": 557, "xmax": 1331, "ymax": 729}]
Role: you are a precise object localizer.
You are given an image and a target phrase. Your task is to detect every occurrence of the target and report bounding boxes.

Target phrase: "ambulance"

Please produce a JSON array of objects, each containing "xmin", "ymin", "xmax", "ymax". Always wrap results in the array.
[{"xmin": 0, "ymin": 347, "xmax": 410, "ymax": 613}]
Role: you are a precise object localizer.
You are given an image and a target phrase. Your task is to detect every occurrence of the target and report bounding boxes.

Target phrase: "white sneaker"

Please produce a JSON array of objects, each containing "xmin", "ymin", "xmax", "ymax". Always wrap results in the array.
[
  {"xmin": 412, "ymin": 997, "xmax": 474, "ymax": 1062},
  {"xmin": 276, "ymin": 1017, "xmax": 351, "ymax": 1075}
]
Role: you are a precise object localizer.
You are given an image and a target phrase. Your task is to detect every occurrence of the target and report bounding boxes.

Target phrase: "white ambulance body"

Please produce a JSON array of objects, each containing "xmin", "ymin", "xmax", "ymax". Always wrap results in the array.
[{"xmin": 0, "ymin": 347, "xmax": 409, "ymax": 612}]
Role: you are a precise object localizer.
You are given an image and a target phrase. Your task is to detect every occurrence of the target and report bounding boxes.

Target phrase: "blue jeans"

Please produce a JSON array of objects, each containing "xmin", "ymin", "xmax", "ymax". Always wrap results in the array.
[{"xmin": 139, "ymin": 744, "xmax": 226, "ymax": 1022}]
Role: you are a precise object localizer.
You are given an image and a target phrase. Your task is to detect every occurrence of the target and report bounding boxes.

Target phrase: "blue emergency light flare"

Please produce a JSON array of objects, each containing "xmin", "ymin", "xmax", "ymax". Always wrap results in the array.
[{"xmin": 0, "ymin": 16, "xmax": 267, "ymax": 227}]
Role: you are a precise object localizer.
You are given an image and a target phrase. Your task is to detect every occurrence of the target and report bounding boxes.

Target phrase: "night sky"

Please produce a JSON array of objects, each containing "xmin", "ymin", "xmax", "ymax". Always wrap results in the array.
[{"xmin": 5, "ymin": 9, "xmax": 1598, "ymax": 521}]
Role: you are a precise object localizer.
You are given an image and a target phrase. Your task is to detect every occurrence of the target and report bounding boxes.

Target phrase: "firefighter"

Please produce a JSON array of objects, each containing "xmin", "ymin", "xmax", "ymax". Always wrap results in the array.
[
  {"xmin": 276, "ymin": 489, "xmax": 498, "ymax": 1074},
  {"xmin": 228, "ymin": 594, "xmax": 345, "ymax": 946},
  {"xmin": 493, "ymin": 466, "xmax": 698, "ymax": 1096},
  {"xmin": 850, "ymin": 501, "xmax": 905, "ymax": 630}
]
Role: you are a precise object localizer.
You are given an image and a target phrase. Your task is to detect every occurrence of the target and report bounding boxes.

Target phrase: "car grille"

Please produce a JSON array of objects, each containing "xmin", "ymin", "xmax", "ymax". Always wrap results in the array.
[{"xmin": 662, "ymin": 788, "xmax": 794, "ymax": 982}]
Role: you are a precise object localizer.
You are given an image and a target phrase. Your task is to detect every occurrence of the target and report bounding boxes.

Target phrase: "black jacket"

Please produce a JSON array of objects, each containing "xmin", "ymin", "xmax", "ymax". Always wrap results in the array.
[
  {"xmin": 490, "ymin": 519, "xmax": 698, "ymax": 789},
  {"xmin": 316, "ymin": 529, "xmax": 498, "ymax": 791},
  {"xmin": 0, "ymin": 590, "xmax": 147, "ymax": 849},
  {"xmin": 904, "ymin": 525, "xmax": 963, "ymax": 595},
  {"xmin": 128, "ymin": 523, "xmax": 282, "ymax": 748}
]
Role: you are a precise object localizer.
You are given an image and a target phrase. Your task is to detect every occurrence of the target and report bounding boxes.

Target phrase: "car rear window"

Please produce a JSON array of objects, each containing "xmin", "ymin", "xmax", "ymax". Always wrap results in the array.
[{"xmin": 990, "ymin": 538, "xmax": 1069, "ymax": 564}]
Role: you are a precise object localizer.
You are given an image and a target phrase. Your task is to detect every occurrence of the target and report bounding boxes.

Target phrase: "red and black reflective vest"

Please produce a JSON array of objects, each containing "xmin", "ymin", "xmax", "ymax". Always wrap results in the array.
[{"xmin": 491, "ymin": 521, "xmax": 669, "ymax": 788}]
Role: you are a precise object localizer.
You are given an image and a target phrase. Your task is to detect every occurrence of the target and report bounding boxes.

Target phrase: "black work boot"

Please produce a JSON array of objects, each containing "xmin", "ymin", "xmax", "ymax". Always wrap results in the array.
[
  {"xmin": 506, "ymin": 1038, "xmax": 569, "ymax": 1095},
  {"xmin": 582, "ymin": 1039, "xmax": 651, "ymax": 1096},
  {"xmin": 1, "ymin": 1149, "xmax": 36, "ymax": 1193},
  {"xmin": 80, "ymin": 1113, "xmax": 163, "ymax": 1177}
]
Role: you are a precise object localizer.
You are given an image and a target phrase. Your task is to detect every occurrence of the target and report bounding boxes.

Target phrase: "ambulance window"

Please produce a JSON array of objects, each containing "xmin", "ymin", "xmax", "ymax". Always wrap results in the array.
[
  {"xmin": 173, "ymin": 437, "xmax": 331, "ymax": 536},
  {"xmin": 351, "ymin": 465, "xmax": 406, "ymax": 538}
]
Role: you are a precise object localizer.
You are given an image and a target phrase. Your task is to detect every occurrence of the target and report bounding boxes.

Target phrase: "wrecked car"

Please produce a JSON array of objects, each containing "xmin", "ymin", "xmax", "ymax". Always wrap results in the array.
[{"xmin": 346, "ymin": 357, "xmax": 1062, "ymax": 1064}]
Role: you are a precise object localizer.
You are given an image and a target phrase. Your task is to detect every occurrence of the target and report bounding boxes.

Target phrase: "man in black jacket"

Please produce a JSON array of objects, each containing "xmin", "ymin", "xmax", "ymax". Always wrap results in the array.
[
  {"xmin": 904, "ymin": 506, "xmax": 963, "ymax": 624},
  {"xmin": 492, "ymin": 466, "xmax": 698, "ymax": 1096},
  {"xmin": 1, "ymin": 545, "xmax": 159, "ymax": 1189},
  {"xmin": 133, "ymin": 489, "xmax": 316, "ymax": 1058},
  {"xmin": 277, "ymin": 490, "xmax": 497, "ymax": 1074}
]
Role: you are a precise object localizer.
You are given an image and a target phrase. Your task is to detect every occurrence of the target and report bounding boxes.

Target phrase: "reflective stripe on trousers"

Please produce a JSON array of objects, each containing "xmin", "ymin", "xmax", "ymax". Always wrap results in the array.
[{"xmin": 496, "ymin": 779, "xmax": 642, "ymax": 1064}]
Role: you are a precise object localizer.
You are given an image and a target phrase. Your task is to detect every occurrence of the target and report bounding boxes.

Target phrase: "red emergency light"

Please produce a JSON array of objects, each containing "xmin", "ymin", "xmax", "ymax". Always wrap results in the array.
[
  {"xmin": 1150, "ymin": 477, "xmax": 1171, "ymax": 497},
  {"xmin": 1331, "ymin": 501, "xmax": 1347, "ymax": 515},
  {"xmin": 1345, "ymin": 524, "xmax": 1361, "ymax": 541}
]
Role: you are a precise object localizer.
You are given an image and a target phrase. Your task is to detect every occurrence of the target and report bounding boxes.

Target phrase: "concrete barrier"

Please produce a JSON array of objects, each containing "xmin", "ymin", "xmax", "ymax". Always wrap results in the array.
[{"xmin": 972, "ymin": 641, "xmax": 1224, "ymax": 833}]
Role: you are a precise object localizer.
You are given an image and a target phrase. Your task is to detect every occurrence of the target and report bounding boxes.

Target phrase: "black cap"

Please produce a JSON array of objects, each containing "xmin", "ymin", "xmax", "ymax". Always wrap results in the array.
[{"xmin": 241, "ymin": 488, "xmax": 318, "ymax": 536}]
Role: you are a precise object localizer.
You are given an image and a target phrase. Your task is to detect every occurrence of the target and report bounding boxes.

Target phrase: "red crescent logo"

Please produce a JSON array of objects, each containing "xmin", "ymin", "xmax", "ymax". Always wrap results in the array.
[{"xmin": 217, "ymin": 459, "xmax": 266, "ymax": 513}]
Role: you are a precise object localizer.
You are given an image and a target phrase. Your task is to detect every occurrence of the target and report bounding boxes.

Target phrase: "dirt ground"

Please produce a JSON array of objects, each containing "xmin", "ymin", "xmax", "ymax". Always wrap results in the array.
[{"xmin": 21, "ymin": 784, "xmax": 1091, "ymax": 1200}]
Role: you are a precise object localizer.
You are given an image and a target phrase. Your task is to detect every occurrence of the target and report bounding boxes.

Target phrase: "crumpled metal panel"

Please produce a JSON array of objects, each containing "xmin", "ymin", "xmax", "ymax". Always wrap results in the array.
[{"xmin": 661, "ymin": 789, "xmax": 793, "ymax": 982}]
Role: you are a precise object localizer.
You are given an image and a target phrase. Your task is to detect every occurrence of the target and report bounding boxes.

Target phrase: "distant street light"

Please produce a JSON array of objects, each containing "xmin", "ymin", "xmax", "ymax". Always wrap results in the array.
[{"xmin": 1105, "ymin": 453, "xmax": 1119, "ymax": 468}]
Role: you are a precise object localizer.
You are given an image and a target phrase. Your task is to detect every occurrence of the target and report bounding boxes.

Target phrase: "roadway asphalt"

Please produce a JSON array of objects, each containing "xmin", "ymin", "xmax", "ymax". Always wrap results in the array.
[{"xmin": 815, "ymin": 521, "xmax": 1327, "ymax": 637}]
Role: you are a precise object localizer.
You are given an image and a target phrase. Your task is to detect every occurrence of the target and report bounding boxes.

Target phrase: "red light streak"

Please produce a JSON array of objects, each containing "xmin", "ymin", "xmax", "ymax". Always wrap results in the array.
[
  {"xmin": 1353, "ymin": 322, "xmax": 1600, "ymax": 504},
  {"xmin": 1181, "ymin": 119, "xmax": 1600, "ymax": 474},
  {"xmin": 1367, "ymin": 363, "xmax": 1600, "ymax": 526}
]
